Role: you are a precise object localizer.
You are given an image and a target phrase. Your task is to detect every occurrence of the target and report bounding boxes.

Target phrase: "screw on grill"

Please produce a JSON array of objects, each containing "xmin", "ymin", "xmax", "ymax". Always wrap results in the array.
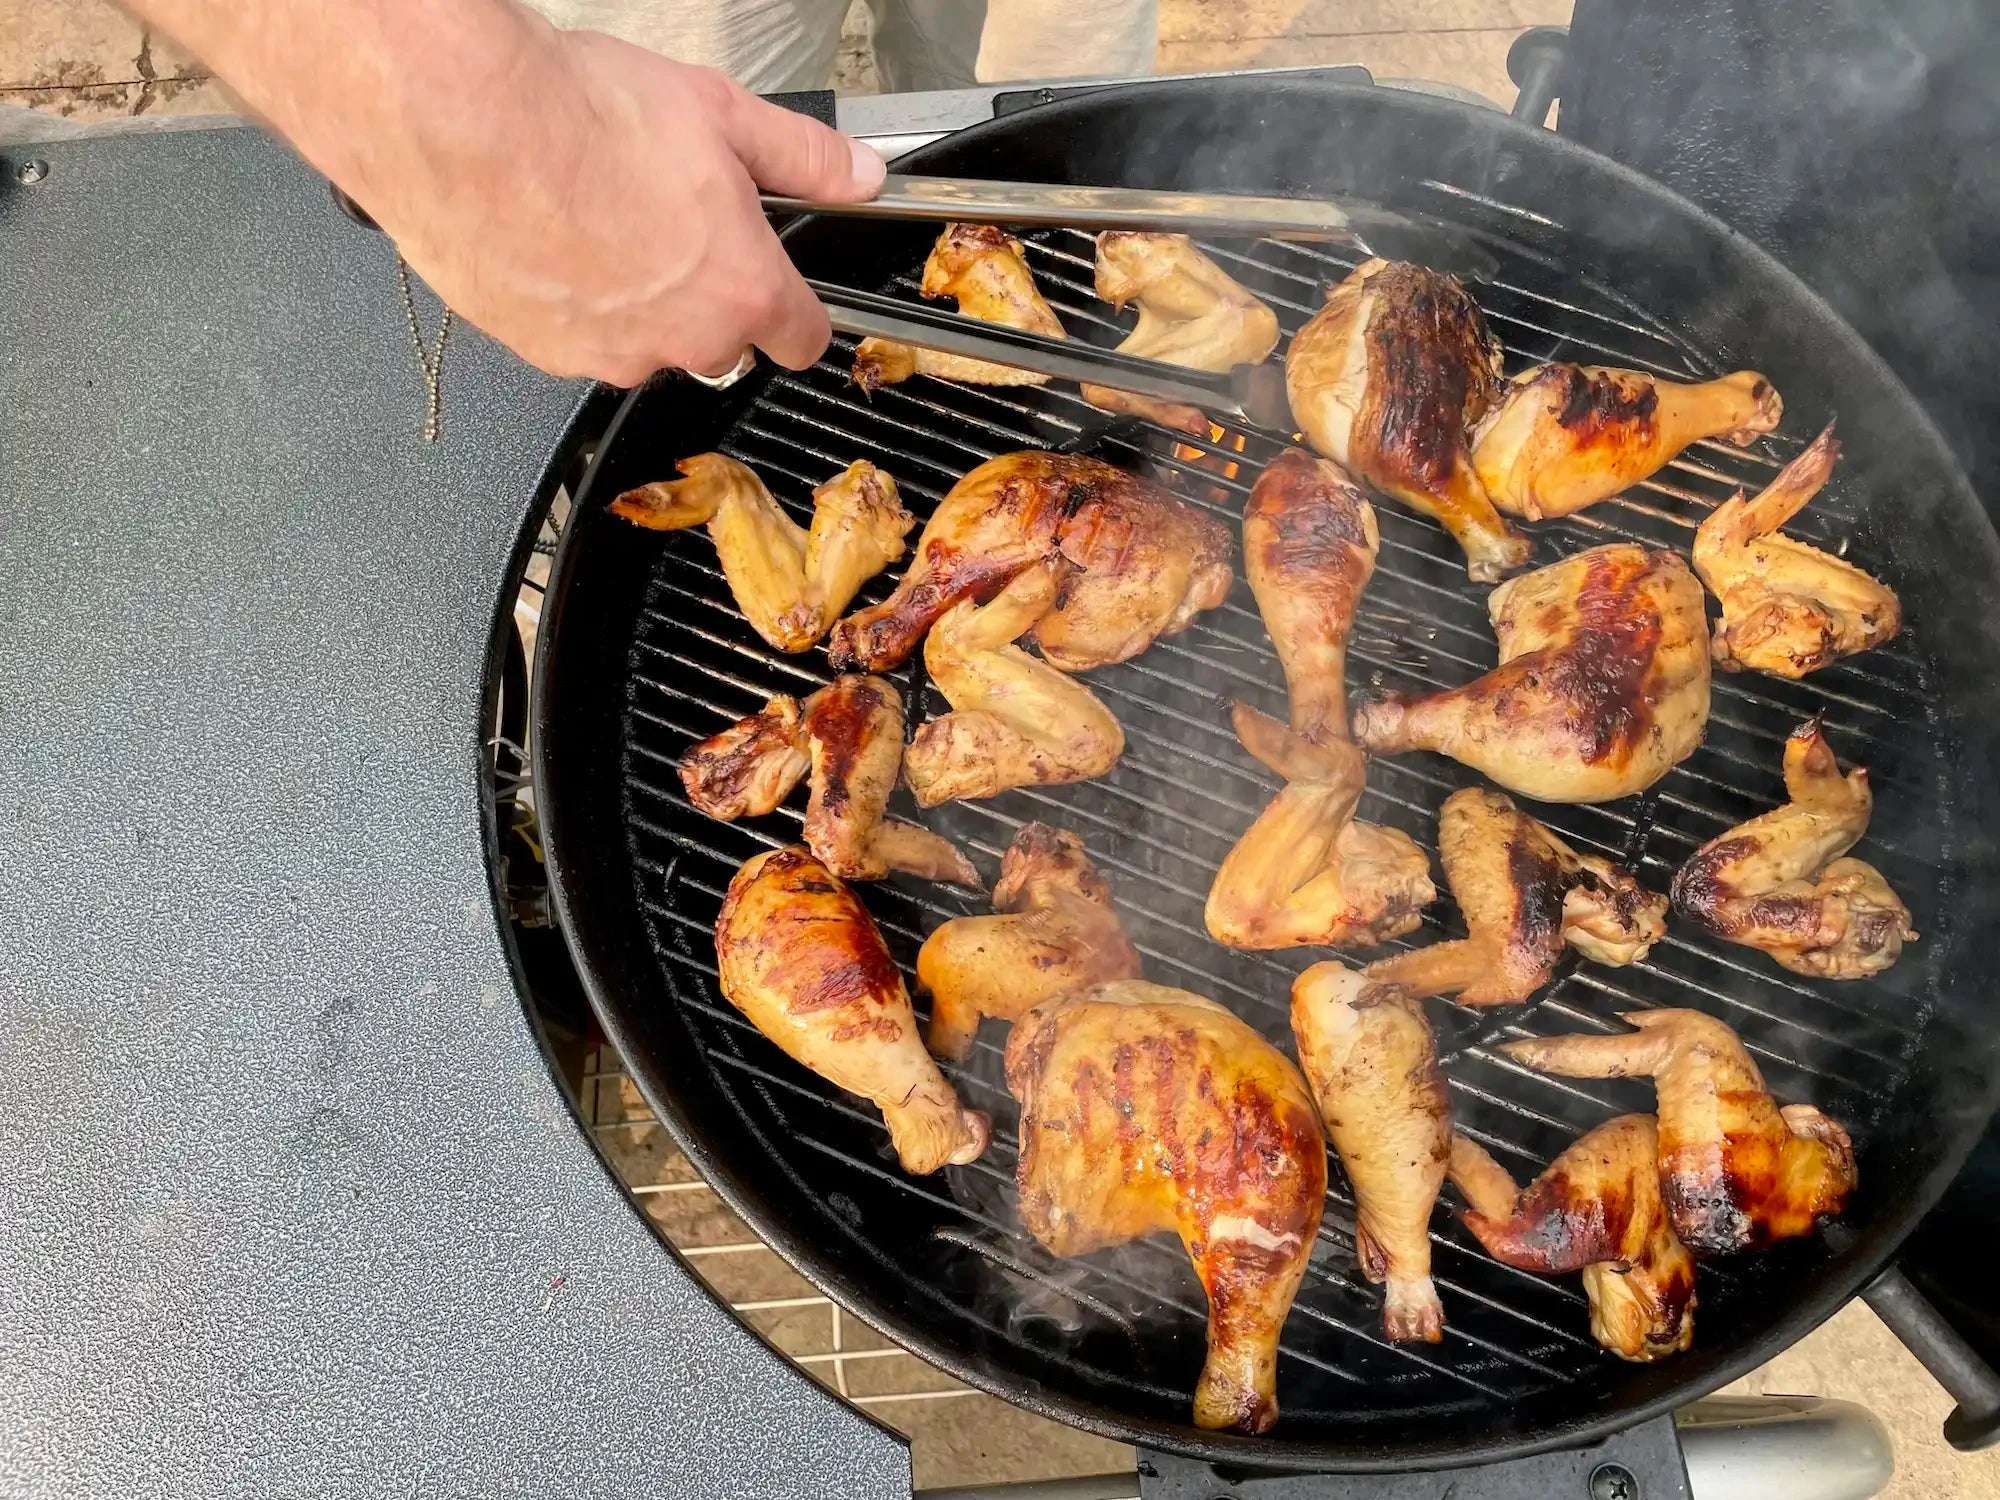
[
  {"xmin": 1589, "ymin": 1461, "xmax": 1639, "ymax": 1500},
  {"xmin": 14, "ymin": 159, "xmax": 49, "ymax": 185}
]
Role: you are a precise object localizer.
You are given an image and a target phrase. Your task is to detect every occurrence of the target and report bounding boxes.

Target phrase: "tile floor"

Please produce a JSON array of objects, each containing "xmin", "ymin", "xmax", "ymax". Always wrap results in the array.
[{"xmin": 10, "ymin": 1, "xmax": 1999, "ymax": 1495}]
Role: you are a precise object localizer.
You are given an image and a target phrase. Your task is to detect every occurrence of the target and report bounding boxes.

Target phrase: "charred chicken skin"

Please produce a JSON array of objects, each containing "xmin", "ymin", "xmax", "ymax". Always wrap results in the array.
[
  {"xmin": 902, "ymin": 561, "xmax": 1126, "ymax": 805},
  {"xmin": 1502, "ymin": 1009, "xmax": 1857, "ymax": 1256},
  {"xmin": 716, "ymin": 848, "xmax": 991, "ymax": 1174},
  {"xmin": 1448, "ymin": 1118, "xmax": 1696, "ymax": 1362},
  {"xmin": 1081, "ymin": 231, "xmax": 1283, "ymax": 433},
  {"xmin": 1366, "ymin": 787, "xmax": 1666, "ymax": 1007},
  {"xmin": 1008, "ymin": 980, "xmax": 1327, "ymax": 1433},
  {"xmin": 612, "ymin": 454, "xmax": 912, "ymax": 653},
  {"xmin": 853, "ymin": 222, "xmax": 1068, "ymax": 391},
  {"xmin": 1471, "ymin": 364, "xmax": 1783, "ymax": 520},
  {"xmin": 680, "ymin": 675, "xmax": 982, "ymax": 888},
  {"xmin": 1206, "ymin": 704, "xmax": 1436, "ymax": 950},
  {"xmin": 828, "ymin": 451, "xmax": 1233, "ymax": 674},
  {"xmin": 1291, "ymin": 962, "xmax": 1450, "ymax": 1342},
  {"xmin": 1670, "ymin": 719, "xmax": 1914, "ymax": 978},
  {"xmin": 1352, "ymin": 543, "xmax": 1712, "ymax": 803},
  {"xmin": 919, "ymin": 823, "xmax": 1141, "ymax": 1061},
  {"xmin": 1693, "ymin": 423, "xmax": 1902, "ymax": 678},
  {"xmin": 1244, "ymin": 448, "xmax": 1379, "ymax": 746},
  {"xmin": 1285, "ymin": 258, "xmax": 1531, "ymax": 583}
]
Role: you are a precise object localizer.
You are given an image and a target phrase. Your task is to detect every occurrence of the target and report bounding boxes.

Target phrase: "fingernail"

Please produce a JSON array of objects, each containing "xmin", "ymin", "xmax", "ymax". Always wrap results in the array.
[{"xmin": 848, "ymin": 137, "xmax": 887, "ymax": 195}]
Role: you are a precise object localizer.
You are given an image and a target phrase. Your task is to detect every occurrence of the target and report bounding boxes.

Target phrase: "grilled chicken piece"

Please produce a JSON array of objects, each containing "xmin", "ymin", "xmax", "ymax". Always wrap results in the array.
[
  {"xmin": 1502, "ymin": 1009, "xmax": 1857, "ymax": 1255},
  {"xmin": 1244, "ymin": 448, "xmax": 1378, "ymax": 745},
  {"xmin": 1291, "ymin": 962, "xmax": 1450, "ymax": 1342},
  {"xmin": 920, "ymin": 824, "xmax": 1141, "ymax": 1061},
  {"xmin": 1206, "ymin": 705, "xmax": 1436, "ymax": 950},
  {"xmin": 1670, "ymin": 719, "xmax": 1914, "ymax": 978},
  {"xmin": 1366, "ymin": 787, "xmax": 1666, "ymax": 1007},
  {"xmin": 716, "ymin": 847, "xmax": 991, "ymax": 1174},
  {"xmin": 1286, "ymin": 258, "xmax": 1531, "ymax": 582},
  {"xmin": 1352, "ymin": 543, "xmax": 1711, "ymax": 802},
  {"xmin": 829, "ymin": 451, "xmax": 1233, "ymax": 673},
  {"xmin": 1471, "ymin": 364, "xmax": 1782, "ymax": 520},
  {"xmin": 852, "ymin": 222, "xmax": 1067, "ymax": 391},
  {"xmin": 680, "ymin": 676, "xmax": 982, "ymax": 887},
  {"xmin": 1448, "ymin": 1119, "xmax": 1696, "ymax": 1361},
  {"xmin": 1693, "ymin": 424, "xmax": 1902, "ymax": 678},
  {"xmin": 1080, "ymin": 231, "xmax": 1282, "ymax": 433},
  {"xmin": 903, "ymin": 561, "xmax": 1125, "ymax": 805},
  {"xmin": 612, "ymin": 454, "xmax": 912, "ymax": 653},
  {"xmin": 1008, "ymin": 980, "xmax": 1327, "ymax": 1432}
]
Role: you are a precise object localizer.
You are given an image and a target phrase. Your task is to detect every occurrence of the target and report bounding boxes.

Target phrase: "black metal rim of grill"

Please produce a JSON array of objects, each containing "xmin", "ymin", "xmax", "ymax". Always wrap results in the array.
[{"xmin": 532, "ymin": 78, "xmax": 2000, "ymax": 1471}]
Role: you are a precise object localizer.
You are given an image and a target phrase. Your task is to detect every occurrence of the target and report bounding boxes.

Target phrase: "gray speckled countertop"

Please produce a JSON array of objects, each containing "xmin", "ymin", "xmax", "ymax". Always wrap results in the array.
[{"xmin": 0, "ymin": 121, "xmax": 906, "ymax": 1499}]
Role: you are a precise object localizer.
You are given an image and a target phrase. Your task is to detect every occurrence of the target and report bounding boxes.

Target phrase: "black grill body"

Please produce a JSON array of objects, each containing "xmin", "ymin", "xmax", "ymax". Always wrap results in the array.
[{"xmin": 534, "ymin": 79, "xmax": 2000, "ymax": 1469}]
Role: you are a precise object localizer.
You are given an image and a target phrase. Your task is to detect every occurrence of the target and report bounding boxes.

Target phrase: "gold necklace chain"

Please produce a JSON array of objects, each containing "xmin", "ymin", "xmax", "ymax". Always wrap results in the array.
[{"xmin": 395, "ymin": 254, "xmax": 453, "ymax": 443}]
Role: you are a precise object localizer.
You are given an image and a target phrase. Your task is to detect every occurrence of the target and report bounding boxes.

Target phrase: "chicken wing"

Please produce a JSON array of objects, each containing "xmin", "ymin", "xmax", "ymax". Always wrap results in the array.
[
  {"xmin": 1693, "ymin": 424, "xmax": 1902, "ymax": 678},
  {"xmin": 1352, "ymin": 543, "xmax": 1711, "ymax": 802},
  {"xmin": 919, "ymin": 823, "xmax": 1141, "ymax": 1061},
  {"xmin": 1205, "ymin": 704, "xmax": 1436, "ymax": 950},
  {"xmin": 829, "ymin": 450, "xmax": 1233, "ymax": 673},
  {"xmin": 903, "ymin": 561, "xmax": 1125, "ymax": 806},
  {"xmin": 852, "ymin": 222, "xmax": 1067, "ymax": 391},
  {"xmin": 1365, "ymin": 787, "xmax": 1665, "ymax": 1007},
  {"xmin": 1670, "ymin": 718, "xmax": 1914, "ymax": 977},
  {"xmin": 1244, "ymin": 448, "xmax": 1378, "ymax": 745},
  {"xmin": 1291, "ymin": 962, "xmax": 1450, "ymax": 1342},
  {"xmin": 680, "ymin": 676, "xmax": 982, "ymax": 887},
  {"xmin": 1080, "ymin": 231, "xmax": 1282, "ymax": 434},
  {"xmin": 1448, "ymin": 1119, "xmax": 1695, "ymax": 1361},
  {"xmin": 1008, "ymin": 980, "xmax": 1327, "ymax": 1432},
  {"xmin": 1285, "ymin": 258, "xmax": 1531, "ymax": 582},
  {"xmin": 1501, "ymin": 1010, "xmax": 1857, "ymax": 1255},
  {"xmin": 716, "ymin": 847, "xmax": 991, "ymax": 1174},
  {"xmin": 1471, "ymin": 364, "xmax": 1782, "ymax": 520},
  {"xmin": 612, "ymin": 454, "xmax": 912, "ymax": 653}
]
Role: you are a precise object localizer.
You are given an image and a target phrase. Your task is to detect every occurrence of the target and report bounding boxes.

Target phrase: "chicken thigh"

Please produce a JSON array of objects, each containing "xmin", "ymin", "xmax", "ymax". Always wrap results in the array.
[
  {"xmin": 1081, "ymin": 231, "xmax": 1282, "ymax": 433},
  {"xmin": 613, "ymin": 454, "xmax": 912, "ymax": 652},
  {"xmin": 1291, "ymin": 961, "xmax": 1450, "ymax": 1342},
  {"xmin": 1502, "ymin": 1010, "xmax": 1857, "ymax": 1256},
  {"xmin": 1471, "ymin": 364, "xmax": 1782, "ymax": 520},
  {"xmin": 853, "ymin": 222, "xmax": 1067, "ymax": 391},
  {"xmin": 1286, "ymin": 258, "xmax": 1531, "ymax": 582},
  {"xmin": 1352, "ymin": 543, "xmax": 1711, "ymax": 802},
  {"xmin": 1693, "ymin": 423, "xmax": 1902, "ymax": 678},
  {"xmin": 716, "ymin": 847, "xmax": 991, "ymax": 1174},
  {"xmin": 828, "ymin": 451, "xmax": 1233, "ymax": 673},
  {"xmin": 1670, "ymin": 718, "xmax": 1914, "ymax": 978},
  {"xmin": 1448, "ymin": 1118, "xmax": 1696, "ymax": 1361},
  {"xmin": 1206, "ymin": 704, "xmax": 1436, "ymax": 950},
  {"xmin": 1365, "ymin": 787, "xmax": 1665, "ymax": 1007},
  {"xmin": 919, "ymin": 823, "xmax": 1141, "ymax": 1061},
  {"xmin": 1008, "ymin": 980, "xmax": 1327, "ymax": 1432}
]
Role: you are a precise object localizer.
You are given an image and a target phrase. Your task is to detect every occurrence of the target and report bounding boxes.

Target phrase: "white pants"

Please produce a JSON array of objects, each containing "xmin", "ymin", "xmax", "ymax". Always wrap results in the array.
[{"xmin": 526, "ymin": 0, "xmax": 1158, "ymax": 95}]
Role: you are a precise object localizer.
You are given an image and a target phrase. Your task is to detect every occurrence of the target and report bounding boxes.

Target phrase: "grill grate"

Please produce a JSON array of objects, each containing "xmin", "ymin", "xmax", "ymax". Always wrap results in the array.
[{"xmin": 611, "ymin": 210, "xmax": 1944, "ymax": 1434}]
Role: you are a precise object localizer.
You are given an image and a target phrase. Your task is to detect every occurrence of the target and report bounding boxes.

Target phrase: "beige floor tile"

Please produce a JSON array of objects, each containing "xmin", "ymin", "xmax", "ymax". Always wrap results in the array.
[
  {"xmin": 843, "ymin": 1349, "xmax": 964, "ymax": 1398},
  {"xmin": 642, "ymin": 1183, "xmax": 755, "ymax": 1249},
  {"xmin": 742, "ymin": 1301, "xmax": 838, "ymax": 1358},
  {"xmin": 0, "ymin": 80, "xmax": 143, "ymax": 121},
  {"xmin": 1159, "ymin": 0, "xmax": 1567, "ymax": 44},
  {"xmin": 141, "ymin": 76, "xmax": 236, "ymax": 117},
  {"xmin": 900, "ymin": 1392, "xmax": 1134, "ymax": 1491},
  {"xmin": 693, "ymin": 1244, "xmax": 821, "ymax": 1304},
  {"xmin": 1157, "ymin": 29, "xmax": 1521, "ymax": 107},
  {"xmin": 0, "ymin": 0, "xmax": 142, "ymax": 91}
]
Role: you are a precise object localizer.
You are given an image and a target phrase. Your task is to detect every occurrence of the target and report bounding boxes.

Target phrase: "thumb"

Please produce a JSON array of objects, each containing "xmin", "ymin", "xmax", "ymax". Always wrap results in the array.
[{"xmin": 718, "ymin": 85, "xmax": 887, "ymax": 203}]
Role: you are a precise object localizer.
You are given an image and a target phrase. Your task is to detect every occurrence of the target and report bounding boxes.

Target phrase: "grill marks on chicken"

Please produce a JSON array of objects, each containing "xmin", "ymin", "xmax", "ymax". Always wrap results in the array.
[
  {"xmin": 1502, "ymin": 1010, "xmax": 1857, "ymax": 1256},
  {"xmin": 716, "ymin": 848, "xmax": 991, "ymax": 1174},
  {"xmin": 1671, "ymin": 719, "xmax": 1914, "ymax": 978},
  {"xmin": 853, "ymin": 222, "xmax": 1068, "ymax": 392},
  {"xmin": 1290, "ymin": 963, "xmax": 1450, "ymax": 1343},
  {"xmin": 1352, "ymin": 543, "xmax": 1712, "ymax": 802},
  {"xmin": 1007, "ymin": 980, "xmax": 1327, "ymax": 1432},
  {"xmin": 680, "ymin": 675, "xmax": 982, "ymax": 888},
  {"xmin": 828, "ymin": 451, "xmax": 1233, "ymax": 674},
  {"xmin": 1448, "ymin": 1118, "xmax": 1696, "ymax": 1361},
  {"xmin": 1471, "ymin": 364, "xmax": 1782, "ymax": 520},
  {"xmin": 1080, "ymin": 231, "xmax": 1282, "ymax": 434},
  {"xmin": 1694, "ymin": 424, "xmax": 1903, "ymax": 679},
  {"xmin": 612, "ymin": 454, "xmax": 912, "ymax": 653},
  {"xmin": 919, "ymin": 823, "xmax": 1141, "ymax": 1061},
  {"xmin": 1286, "ymin": 258, "xmax": 1531, "ymax": 582},
  {"xmin": 1366, "ymin": 787, "xmax": 1664, "ymax": 1007}
]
